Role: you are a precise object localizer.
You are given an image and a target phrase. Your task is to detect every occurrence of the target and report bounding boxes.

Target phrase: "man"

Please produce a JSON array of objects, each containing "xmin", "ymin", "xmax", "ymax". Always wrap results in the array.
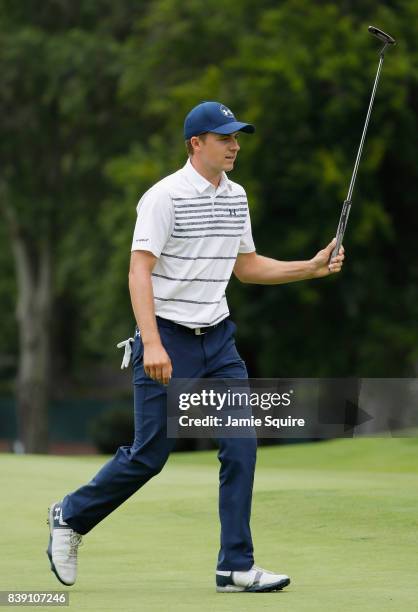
[{"xmin": 46, "ymin": 101, "xmax": 344, "ymax": 593}]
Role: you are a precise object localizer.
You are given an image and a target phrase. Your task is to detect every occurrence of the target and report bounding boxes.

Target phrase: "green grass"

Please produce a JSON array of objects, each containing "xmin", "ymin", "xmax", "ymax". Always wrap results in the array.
[{"xmin": 1, "ymin": 438, "xmax": 418, "ymax": 611}]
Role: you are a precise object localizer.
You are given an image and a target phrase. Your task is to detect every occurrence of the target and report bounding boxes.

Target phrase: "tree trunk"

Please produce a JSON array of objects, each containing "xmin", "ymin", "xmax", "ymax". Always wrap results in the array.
[
  {"xmin": 2, "ymin": 193, "xmax": 52, "ymax": 453},
  {"xmin": 15, "ymin": 239, "xmax": 52, "ymax": 452}
]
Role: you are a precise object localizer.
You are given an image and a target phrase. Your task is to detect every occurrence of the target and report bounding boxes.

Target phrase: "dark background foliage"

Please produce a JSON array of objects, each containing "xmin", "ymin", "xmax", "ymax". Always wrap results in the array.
[{"xmin": 0, "ymin": 1, "xmax": 417, "ymax": 450}]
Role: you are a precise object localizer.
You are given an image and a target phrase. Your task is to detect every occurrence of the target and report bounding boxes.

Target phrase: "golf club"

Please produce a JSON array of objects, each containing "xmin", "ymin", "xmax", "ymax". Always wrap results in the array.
[{"xmin": 330, "ymin": 25, "xmax": 396, "ymax": 262}]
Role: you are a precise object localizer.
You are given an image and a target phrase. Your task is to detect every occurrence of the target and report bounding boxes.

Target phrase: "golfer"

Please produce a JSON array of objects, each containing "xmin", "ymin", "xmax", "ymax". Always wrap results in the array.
[{"xmin": 46, "ymin": 101, "xmax": 344, "ymax": 592}]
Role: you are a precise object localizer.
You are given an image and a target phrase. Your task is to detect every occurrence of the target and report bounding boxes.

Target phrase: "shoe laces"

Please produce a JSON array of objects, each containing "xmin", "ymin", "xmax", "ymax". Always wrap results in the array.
[{"xmin": 69, "ymin": 533, "xmax": 83, "ymax": 558}]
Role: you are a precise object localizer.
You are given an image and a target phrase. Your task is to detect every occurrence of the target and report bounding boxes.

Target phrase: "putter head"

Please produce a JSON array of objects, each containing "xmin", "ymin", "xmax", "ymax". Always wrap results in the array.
[{"xmin": 368, "ymin": 26, "xmax": 396, "ymax": 45}]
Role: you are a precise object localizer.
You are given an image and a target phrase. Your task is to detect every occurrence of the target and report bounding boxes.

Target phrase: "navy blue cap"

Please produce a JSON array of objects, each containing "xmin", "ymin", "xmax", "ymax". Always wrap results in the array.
[{"xmin": 184, "ymin": 101, "xmax": 255, "ymax": 140}]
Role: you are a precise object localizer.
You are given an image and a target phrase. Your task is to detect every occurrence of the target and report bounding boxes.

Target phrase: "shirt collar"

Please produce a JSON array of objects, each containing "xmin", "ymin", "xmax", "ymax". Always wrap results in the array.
[{"xmin": 183, "ymin": 158, "xmax": 232, "ymax": 195}]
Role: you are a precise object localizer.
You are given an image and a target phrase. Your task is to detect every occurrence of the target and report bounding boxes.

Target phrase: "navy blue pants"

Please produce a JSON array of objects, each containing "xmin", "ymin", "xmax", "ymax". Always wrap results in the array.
[{"xmin": 61, "ymin": 317, "xmax": 257, "ymax": 571}]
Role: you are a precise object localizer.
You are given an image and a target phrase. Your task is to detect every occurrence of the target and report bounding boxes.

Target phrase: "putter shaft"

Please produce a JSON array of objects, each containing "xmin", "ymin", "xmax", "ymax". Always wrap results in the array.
[{"xmin": 330, "ymin": 27, "xmax": 394, "ymax": 262}]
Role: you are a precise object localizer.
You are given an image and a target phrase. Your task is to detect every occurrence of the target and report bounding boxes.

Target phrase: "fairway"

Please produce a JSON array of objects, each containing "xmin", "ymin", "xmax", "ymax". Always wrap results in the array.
[{"xmin": 1, "ymin": 438, "xmax": 417, "ymax": 611}]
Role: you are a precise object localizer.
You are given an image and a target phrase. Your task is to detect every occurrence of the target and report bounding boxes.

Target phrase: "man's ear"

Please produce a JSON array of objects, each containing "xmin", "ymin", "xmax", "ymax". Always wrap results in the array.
[{"xmin": 190, "ymin": 136, "xmax": 200, "ymax": 153}]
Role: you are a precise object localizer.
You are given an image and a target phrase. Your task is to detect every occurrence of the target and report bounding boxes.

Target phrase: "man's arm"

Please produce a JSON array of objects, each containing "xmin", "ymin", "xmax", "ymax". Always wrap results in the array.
[
  {"xmin": 233, "ymin": 239, "xmax": 345, "ymax": 284},
  {"xmin": 128, "ymin": 250, "xmax": 172, "ymax": 385}
]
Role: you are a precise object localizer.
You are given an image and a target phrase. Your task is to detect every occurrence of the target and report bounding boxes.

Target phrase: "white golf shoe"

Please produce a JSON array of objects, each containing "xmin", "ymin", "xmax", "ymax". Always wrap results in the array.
[
  {"xmin": 216, "ymin": 564, "xmax": 290, "ymax": 592},
  {"xmin": 46, "ymin": 502, "xmax": 83, "ymax": 586}
]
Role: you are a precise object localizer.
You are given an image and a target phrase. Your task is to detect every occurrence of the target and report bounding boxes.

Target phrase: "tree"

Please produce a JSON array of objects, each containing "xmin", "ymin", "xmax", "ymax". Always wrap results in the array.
[
  {"xmin": 0, "ymin": 1, "xmax": 144, "ymax": 451},
  {"xmin": 1, "ymin": 0, "xmax": 417, "ymax": 452},
  {"xmin": 98, "ymin": 0, "xmax": 418, "ymax": 377}
]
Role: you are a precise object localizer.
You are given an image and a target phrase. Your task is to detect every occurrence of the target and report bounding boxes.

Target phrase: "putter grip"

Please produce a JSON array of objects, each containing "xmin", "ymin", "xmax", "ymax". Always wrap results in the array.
[{"xmin": 330, "ymin": 199, "xmax": 351, "ymax": 261}]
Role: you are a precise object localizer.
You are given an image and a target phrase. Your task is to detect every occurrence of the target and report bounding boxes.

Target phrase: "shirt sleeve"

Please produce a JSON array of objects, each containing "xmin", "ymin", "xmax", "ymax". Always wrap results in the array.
[
  {"xmin": 131, "ymin": 187, "xmax": 174, "ymax": 257},
  {"xmin": 238, "ymin": 205, "xmax": 256, "ymax": 254}
]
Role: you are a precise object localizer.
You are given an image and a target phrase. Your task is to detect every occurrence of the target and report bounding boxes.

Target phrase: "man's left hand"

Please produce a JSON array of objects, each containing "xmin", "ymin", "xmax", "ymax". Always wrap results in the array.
[{"xmin": 311, "ymin": 238, "xmax": 345, "ymax": 278}]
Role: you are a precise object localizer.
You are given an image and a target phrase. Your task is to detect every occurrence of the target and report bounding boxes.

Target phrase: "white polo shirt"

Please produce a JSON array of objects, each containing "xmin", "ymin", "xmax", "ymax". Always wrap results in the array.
[{"xmin": 131, "ymin": 158, "xmax": 255, "ymax": 328}]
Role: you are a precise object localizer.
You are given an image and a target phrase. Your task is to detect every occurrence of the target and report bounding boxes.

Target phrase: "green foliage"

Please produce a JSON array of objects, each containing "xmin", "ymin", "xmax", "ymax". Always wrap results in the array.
[
  {"xmin": 0, "ymin": 224, "xmax": 17, "ymax": 363},
  {"xmin": 89, "ymin": 406, "xmax": 134, "ymax": 454},
  {"xmin": 1, "ymin": 0, "xmax": 417, "ymax": 381}
]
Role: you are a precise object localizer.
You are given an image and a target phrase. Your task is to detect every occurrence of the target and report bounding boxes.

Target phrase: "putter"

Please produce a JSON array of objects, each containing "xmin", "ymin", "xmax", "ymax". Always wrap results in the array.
[{"xmin": 330, "ymin": 26, "xmax": 396, "ymax": 263}]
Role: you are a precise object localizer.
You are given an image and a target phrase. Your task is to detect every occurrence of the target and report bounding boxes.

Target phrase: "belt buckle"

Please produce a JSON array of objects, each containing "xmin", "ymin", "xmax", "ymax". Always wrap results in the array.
[{"xmin": 194, "ymin": 327, "xmax": 205, "ymax": 335}]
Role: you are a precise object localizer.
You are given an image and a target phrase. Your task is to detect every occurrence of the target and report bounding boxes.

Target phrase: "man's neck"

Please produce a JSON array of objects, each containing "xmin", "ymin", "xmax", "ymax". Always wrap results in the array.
[{"xmin": 190, "ymin": 157, "xmax": 222, "ymax": 188}]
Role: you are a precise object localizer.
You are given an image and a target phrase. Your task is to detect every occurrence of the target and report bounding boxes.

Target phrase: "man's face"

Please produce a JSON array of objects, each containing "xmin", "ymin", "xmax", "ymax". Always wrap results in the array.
[{"xmin": 193, "ymin": 132, "xmax": 241, "ymax": 173}]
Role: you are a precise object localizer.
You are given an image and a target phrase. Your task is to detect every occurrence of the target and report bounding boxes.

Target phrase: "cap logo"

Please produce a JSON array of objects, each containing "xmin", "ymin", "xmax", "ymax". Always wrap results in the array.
[{"xmin": 219, "ymin": 105, "xmax": 234, "ymax": 118}]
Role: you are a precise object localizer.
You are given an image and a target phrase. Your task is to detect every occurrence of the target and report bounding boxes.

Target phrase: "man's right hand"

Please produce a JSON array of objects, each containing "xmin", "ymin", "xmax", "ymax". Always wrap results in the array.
[{"xmin": 143, "ymin": 341, "xmax": 172, "ymax": 385}]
